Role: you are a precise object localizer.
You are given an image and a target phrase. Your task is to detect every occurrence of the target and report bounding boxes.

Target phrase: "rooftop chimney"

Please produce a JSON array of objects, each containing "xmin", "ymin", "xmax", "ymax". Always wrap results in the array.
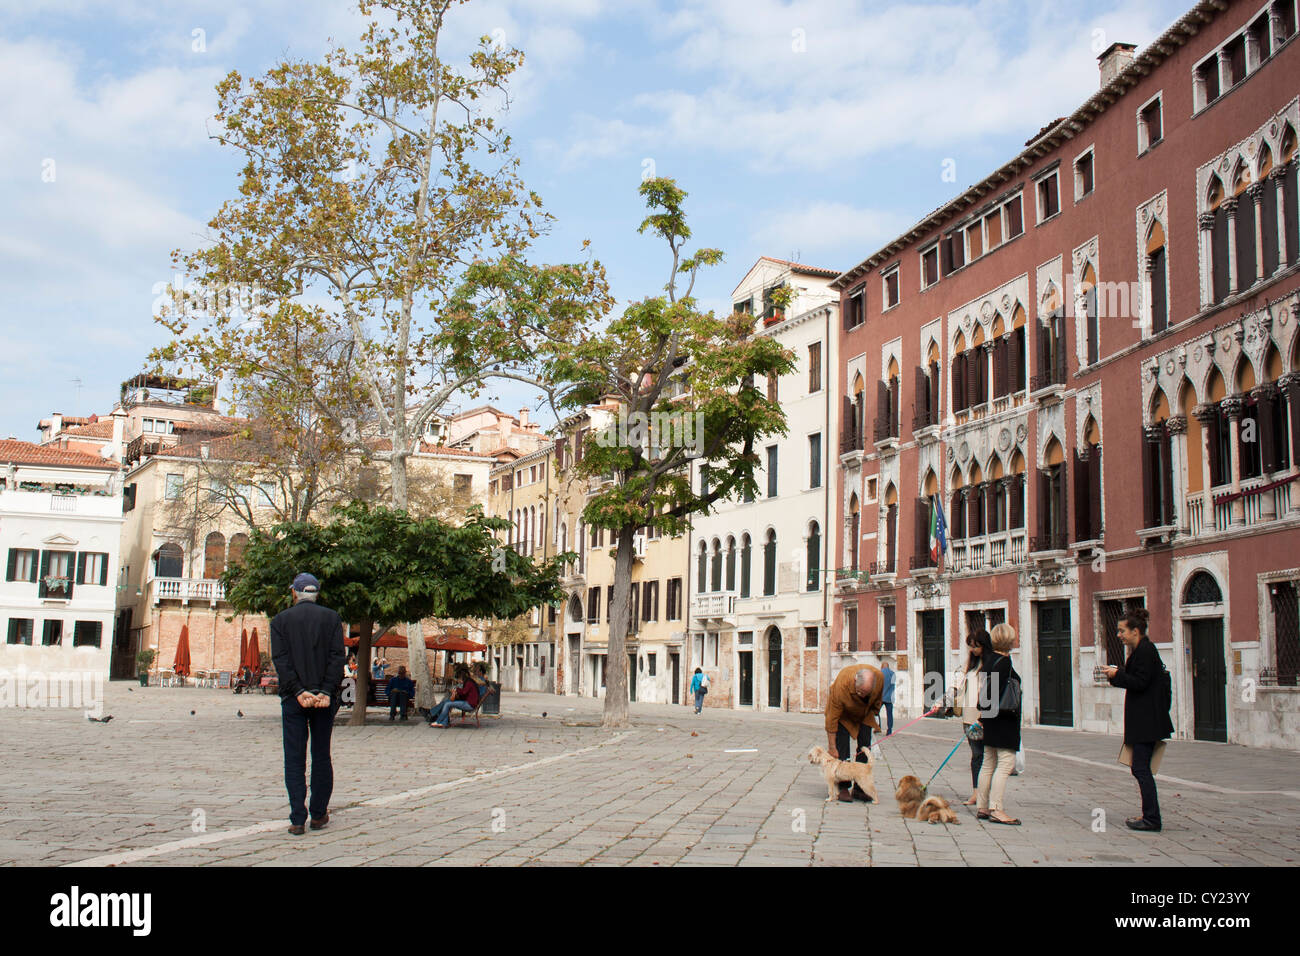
[
  {"xmin": 519, "ymin": 407, "xmax": 529, "ymax": 429},
  {"xmin": 1098, "ymin": 42, "xmax": 1137, "ymax": 87},
  {"xmin": 111, "ymin": 409, "xmax": 127, "ymax": 463}
]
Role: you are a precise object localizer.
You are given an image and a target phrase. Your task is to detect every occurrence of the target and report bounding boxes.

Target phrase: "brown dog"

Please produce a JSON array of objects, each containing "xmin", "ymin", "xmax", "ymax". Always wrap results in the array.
[
  {"xmin": 894, "ymin": 774, "xmax": 960, "ymax": 824},
  {"xmin": 807, "ymin": 746, "xmax": 879, "ymax": 803}
]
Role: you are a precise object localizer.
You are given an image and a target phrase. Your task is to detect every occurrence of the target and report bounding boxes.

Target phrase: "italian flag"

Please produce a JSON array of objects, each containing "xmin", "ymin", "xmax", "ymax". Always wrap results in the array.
[{"xmin": 929, "ymin": 494, "xmax": 948, "ymax": 563}]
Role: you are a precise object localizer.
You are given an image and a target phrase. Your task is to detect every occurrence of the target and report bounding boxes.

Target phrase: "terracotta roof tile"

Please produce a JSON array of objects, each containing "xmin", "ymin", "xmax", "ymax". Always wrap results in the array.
[
  {"xmin": 62, "ymin": 419, "xmax": 115, "ymax": 439},
  {"xmin": 0, "ymin": 439, "xmax": 118, "ymax": 470}
]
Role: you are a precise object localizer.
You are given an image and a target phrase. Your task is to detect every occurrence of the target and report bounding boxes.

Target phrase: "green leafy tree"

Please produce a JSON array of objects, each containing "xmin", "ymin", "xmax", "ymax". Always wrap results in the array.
[
  {"xmin": 160, "ymin": 0, "xmax": 604, "ymax": 693},
  {"xmin": 547, "ymin": 179, "xmax": 796, "ymax": 729},
  {"xmin": 222, "ymin": 502, "xmax": 570, "ymax": 725}
]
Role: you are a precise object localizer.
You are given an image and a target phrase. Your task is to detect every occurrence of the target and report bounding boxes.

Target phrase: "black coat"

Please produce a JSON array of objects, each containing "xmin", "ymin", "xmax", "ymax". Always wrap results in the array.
[
  {"xmin": 270, "ymin": 600, "xmax": 346, "ymax": 700},
  {"xmin": 978, "ymin": 653, "xmax": 1021, "ymax": 751},
  {"xmin": 1108, "ymin": 636, "xmax": 1174, "ymax": 744}
]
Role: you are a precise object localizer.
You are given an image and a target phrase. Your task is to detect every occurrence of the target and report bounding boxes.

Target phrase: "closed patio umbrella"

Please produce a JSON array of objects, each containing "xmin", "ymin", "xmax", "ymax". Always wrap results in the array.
[
  {"xmin": 247, "ymin": 628, "xmax": 261, "ymax": 672},
  {"xmin": 173, "ymin": 625, "xmax": 191, "ymax": 677},
  {"xmin": 239, "ymin": 629, "xmax": 248, "ymax": 671}
]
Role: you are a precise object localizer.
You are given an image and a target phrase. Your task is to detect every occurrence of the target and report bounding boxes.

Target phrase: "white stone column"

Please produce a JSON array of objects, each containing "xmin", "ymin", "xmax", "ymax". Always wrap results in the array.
[
  {"xmin": 1224, "ymin": 395, "xmax": 1245, "ymax": 527},
  {"xmin": 1167, "ymin": 415, "xmax": 1189, "ymax": 534},
  {"xmin": 1224, "ymin": 197, "xmax": 1240, "ymax": 296},
  {"xmin": 1193, "ymin": 403, "xmax": 1218, "ymax": 534},
  {"xmin": 1198, "ymin": 212, "xmax": 1215, "ymax": 308},
  {"xmin": 1271, "ymin": 164, "xmax": 1291, "ymax": 272}
]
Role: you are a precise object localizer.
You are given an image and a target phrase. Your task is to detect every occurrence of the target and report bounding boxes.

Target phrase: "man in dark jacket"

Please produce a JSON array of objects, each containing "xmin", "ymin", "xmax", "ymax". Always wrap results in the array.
[
  {"xmin": 271, "ymin": 573, "xmax": 346, "ymax": 835},
  {"xmin": 1104, "ymin": 607, "xmax": 1173, "ymax": 832},
  {"xmin": 386, "ymin": 666, "xmax": 416, "ymax": 722}
]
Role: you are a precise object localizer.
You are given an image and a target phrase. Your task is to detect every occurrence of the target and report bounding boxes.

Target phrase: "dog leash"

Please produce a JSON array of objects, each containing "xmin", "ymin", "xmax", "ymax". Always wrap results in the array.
[
  {"xmin": 921, "ymin": 736, "xmax": 967, "ymax": 793},
  {"xmin": 856, "ymin": 705, "xmax": 941, "ymax": 757}
]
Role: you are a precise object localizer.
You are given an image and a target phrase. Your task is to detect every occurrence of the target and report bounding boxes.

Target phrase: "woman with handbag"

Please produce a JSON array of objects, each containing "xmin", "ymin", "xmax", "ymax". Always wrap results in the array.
[
  {"xmin": 975, "ymin": 622, "xmax": 1022, "ymax": 825},
  {"xmin": 957, "ymin": 629, "xmax": 993, "ymax": 805}
]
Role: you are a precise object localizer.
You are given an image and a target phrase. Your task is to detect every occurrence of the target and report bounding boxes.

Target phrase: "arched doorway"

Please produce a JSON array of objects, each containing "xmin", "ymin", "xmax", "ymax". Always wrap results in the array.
[
  {"xmin": 1183, "ymin": 570, "xmax": 1227, "ymax": 742},
  {"xmin": 154, "ymin": 542, "xmax": 183, "ymax": 578},
  {"xmin": 566, "ymin": 593, "xmax": 584, "ymax": 695},
  {"xmin": 766, "ymin": 626, "xmax": 783, "ymax": 709}
]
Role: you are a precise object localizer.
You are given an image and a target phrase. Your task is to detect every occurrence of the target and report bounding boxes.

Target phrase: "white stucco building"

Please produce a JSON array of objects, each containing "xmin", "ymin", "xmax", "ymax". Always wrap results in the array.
[
  {"xmin": 688, "ymin": 258, "xmax": 841, "ymax": 712},
  {"xmin": 1, "ymin": 440, "xmax": 124, "ymax": 678}
]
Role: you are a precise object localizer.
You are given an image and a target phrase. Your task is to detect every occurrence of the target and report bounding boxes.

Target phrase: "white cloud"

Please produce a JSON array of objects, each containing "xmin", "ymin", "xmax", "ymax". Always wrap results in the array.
[{"xmin": 753, "ymin": 201, "xmax": 912, "ymax": 257}]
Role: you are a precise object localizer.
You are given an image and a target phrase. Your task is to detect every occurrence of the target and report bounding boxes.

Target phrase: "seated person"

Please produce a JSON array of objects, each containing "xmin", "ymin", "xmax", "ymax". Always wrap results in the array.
[
  {"xmin": 386, "ymin": 666, "xmax": 415, "ymax": 721},
  {"xmin": 427, "ymin": 668, "xmax": 481, "ymax": 727}
]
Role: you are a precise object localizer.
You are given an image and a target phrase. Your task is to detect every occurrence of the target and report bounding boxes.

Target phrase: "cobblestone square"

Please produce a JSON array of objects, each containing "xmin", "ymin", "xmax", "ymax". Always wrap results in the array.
[{"xmin": 2, "ymin": 683, "xmax": 1296, "ymax": 867}]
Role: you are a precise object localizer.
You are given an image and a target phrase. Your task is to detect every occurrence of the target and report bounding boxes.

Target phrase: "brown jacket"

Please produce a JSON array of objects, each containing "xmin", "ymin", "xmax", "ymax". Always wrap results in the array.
[{"xmin": 825, "ymin": 664, "xmax": 884, "ymax": 738}]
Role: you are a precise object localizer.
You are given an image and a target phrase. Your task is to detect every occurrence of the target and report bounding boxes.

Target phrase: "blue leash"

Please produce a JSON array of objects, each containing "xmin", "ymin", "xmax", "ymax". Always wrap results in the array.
[{"xmin": 922, "ymin": 725, "xmax": 979, "ymax": 792}]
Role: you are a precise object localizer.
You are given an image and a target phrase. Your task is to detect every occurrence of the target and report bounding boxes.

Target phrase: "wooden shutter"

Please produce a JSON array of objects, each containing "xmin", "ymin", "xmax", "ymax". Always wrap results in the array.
[
  {"xmin": 76, "ymin": 552, "xmax": 87, "ymax": 585},
  {"xmin": 1258, "ymin": 391, "xmax": 1278, "ymax": 474},
  {"xmin": 913, "ymin": 366, "xmax": 927, "ymax": 429},
  {"xmin": 1140, "ymin": 431, "xmax": 1156, "ymax": 528},
  {"xmin": 1160, "ymin": 431, "xmax": 1174, "ymax": 525},
  {"xmin": 1036, "ymin": 471, "xmax": 1050, "ymax": 543},
  {"xmin": 99, "ymin": 554, "xmax": 109, "ymax": 587},
  {"xmin": 952, "ymin": 352, "xmax": 966, "ymax": 412},
  {"xmin": 929, "ymin": 361, "xmax": 940, "ymax": 419},
  {"xmin": 915, "ymin": 497, "xmax": 929, "ymax": 566},
  {"xmin": 1203, "ymin": 410, "xmax": 1220, "ymax": 486},
  {"xmin": 1089, "ymin": 447, "xmax": 1103, "ymax": 539},
  {"xmin": 1073, "ymin": 453, "xmax": 1088, "ymax": 541},
  {"xmin": 951, "ymin": 491, "xmax": 964, "ymax": 539},
  {"xmin": 967, "ymin": 350, "xmax": 980, "ymax": 408},
  {"xmin": 1010, "ymin": 474, "xmax": 1024, "ymax": 529},
  {"xmin": 843, "ymin": 395, "xmax": 854, "ymax": 444},
  {"xmin": 886, "ymin": 504, "xmax": 897, "ymax": 573},
  {"xmin": 994, "ymin": 338, "xmax": 1008, "ymax": 397},
  {"xmin": 5, "ymin": 550, "xmax": 15, "ymax": 582}
]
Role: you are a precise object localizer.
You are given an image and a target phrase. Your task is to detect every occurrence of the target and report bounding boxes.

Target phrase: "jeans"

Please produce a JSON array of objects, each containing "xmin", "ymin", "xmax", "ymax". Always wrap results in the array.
[
  {"xmin": 834, "ymin": 722, "xmax": 873, "ymax": 797},
  {"xmin": 966, "ymin": 729, "xmax": 985, "ymax": 789},
  {"xmin": 429, "ymin": 699, "xmax": 472, "ymax": 725},
  {"xmin": 976, "ymin": 745, "xmax": 1016, "ymax": 813},
  {"xmin": 281, "ymin": 695, "xmax": 339, "ymax": 826},
  {"xmin": 693, "ymin": 689, "xmax": 705, "ymax": 713},
  {"xmin": 883, "ymin": 702, "xmax": 894, "ymax": 735},
  {"xmin": 389, "ymin": 690, "xmax": 410, "ymax": 720},
  {"xmin": 1130, "ymin": 741, "xmax": 1161, "ymax": 827}
]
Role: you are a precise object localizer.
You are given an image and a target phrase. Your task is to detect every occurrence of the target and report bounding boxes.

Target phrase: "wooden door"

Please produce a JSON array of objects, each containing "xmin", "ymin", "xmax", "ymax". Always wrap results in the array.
[
  {"xmin": 1190, "ymin": 619, "xmax": 1227, "ymax": 742},
  {"xmin": 766, "ymin": 627, "xmax": 782, "ymax": 708},
  {"xmin": 920, "ymin": 610, "xmax": 945, "ymax": 715},
  {"xmin": 738, "ymin": 651, "xmax": 753, "ymax": 706},
  {"xmin": 671, "ymin": 652, "xmax": 680, "ymax": 704},
  {"xmin": 1036, "ymin": 600, "xmax": 1073, "ymax": 726}
]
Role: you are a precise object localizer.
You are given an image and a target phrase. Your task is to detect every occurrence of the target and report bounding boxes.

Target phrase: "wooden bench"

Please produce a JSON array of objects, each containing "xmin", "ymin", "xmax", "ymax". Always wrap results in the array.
[{"xmin": 448, "ymin": 682, "xmax": 499, "ymax": 728}]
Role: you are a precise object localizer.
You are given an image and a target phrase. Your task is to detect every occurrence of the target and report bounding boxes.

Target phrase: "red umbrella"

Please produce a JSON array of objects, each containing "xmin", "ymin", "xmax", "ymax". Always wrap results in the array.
[
  {"xmin": 343, "ymin": 631, "xmax": 486, "ymax": 653},
  {"xmin": 247, "ymin": 628, "xmax": 261, "ymax": 672},
  {"xmin": 239, "ymin": 629, "xmax": 248, "ymax": 671},
  {"xmin": 173, "ymin": 625, "xmax": 191, "ymax": 677}
]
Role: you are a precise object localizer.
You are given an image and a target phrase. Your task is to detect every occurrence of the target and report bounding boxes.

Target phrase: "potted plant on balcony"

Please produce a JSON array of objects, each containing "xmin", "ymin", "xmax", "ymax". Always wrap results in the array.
[{"xmin": 135, "ymin": 648, "xmax": 157, "ymax": 687}]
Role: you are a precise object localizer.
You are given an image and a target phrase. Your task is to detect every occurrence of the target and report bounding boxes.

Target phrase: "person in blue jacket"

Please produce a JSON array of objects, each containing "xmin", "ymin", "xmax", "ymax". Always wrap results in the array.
[
  {"xmin": 879, "ymin": 657, "xmax": 896, "ymax": 735},
  {"xmin": 689, "ymin": 667, "xmax": 708, "ymax": 713}
]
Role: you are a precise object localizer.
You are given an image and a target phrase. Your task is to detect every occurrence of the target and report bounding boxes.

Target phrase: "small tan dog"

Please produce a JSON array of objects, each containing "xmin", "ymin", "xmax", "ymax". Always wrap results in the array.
[
  {"xmin": 894, "ymin": 774, "xmax": 960, "ymax": 824},
  {"xmin": 807, "ymin": 745, "xmax": 879, "ymax": 803}
]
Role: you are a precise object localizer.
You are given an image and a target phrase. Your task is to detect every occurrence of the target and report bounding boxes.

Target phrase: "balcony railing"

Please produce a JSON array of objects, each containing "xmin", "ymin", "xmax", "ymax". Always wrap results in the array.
[
  {"xmin": 50, "ymin": 495, "xmax": 77, "ymax": 513},
  {"xmin": 869, "ymin": 559, "xmax": 895, "ymax": 576},
  {"xmin": 1186, "ymin": 476, "xmax": 1295, "ymax": 535},
  {"xmin": 153, "ymin": 577, "xmax": 227, "ymax": 604},
  {"xmin": 949, "ymin": 530, "xmax": 1028, "ymax": 573},
  {"xmin": 692, "ymin": 591, "xmax": 737, "ymax": 618},
  {"xmin": 839, "ymin": 428, "xmax": 864, "ymax": 455},
  {"xmin": 1029, "ymin": 531, "xmax": 1068, "ymax": 553}
]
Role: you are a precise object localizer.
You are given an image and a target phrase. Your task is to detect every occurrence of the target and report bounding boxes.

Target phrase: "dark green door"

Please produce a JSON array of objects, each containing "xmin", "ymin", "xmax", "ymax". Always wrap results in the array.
[
  {"xmin": 920, "ymin": 610, "xmax": 945, "ymax": 715},
  {"xmin": 628, "ymin": 654, "xmax": 636, "ymax": 702},
  {"xmin": 766, "ymin": 628, "xmax": 782, "ymax": 708},
  {"xmin": 1036, "ymin": 600, "xmax": 1073, "ymax": 726},
  {"xmin": 738, "ymin": 651, "xmax": 753, "ymax": 706},
  {"xmin": 1190, "ymin": 619, "xmax": 1227, "ymax": 742}
]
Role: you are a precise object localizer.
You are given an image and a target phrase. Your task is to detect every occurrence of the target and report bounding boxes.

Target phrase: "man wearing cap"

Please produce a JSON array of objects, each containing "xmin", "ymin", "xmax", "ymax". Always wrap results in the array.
[{"xmin": 271, "ymin": 573, "xmax": 346, "ymax": 836}]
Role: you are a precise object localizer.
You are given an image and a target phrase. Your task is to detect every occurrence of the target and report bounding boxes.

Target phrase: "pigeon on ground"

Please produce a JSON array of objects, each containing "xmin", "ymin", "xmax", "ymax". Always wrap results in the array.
[
  {"xmin": 190, "ymin": 710, "xmax": 196, "ymax": 716},
  {"xmin": 237, "ymin": 711, "xmax": 244, "ymax": 718},
  {"xmin": 87, "ymin": 715, "xmax": 113, "ymax": 723},
  {"xmin": 542, "ymin": 711, "xmax": 547, "ymax": 718}
]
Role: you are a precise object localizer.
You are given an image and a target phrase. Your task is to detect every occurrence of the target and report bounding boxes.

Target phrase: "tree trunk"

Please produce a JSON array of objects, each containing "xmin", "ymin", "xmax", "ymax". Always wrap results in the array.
[
  {"xmin": 602, "ymin": 526, "xmax": 635, "ymax": 729},
  {"xmin": 349, "ymin": 618, "xmax": 372, "ymax": 726},
  {"xmin": 409, "ymin": 618, "xmax": 436, "ymax": 712}
]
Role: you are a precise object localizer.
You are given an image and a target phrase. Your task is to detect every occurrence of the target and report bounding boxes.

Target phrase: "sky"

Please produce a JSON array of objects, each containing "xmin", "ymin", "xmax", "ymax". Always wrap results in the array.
[{"xmin": 0, "ymin": 0, "xmax": 1192, "ymax": 440}]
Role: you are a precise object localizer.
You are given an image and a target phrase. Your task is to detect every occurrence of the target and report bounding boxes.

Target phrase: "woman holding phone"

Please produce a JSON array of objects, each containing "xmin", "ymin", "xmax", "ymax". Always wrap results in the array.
[
  {"xmin": 1103, "ymin": 607, "xmax": 1172, "ymax": 832},
  {"xmin": 957, "ymin": 629, "xmax": 993, "ymax": 805}
]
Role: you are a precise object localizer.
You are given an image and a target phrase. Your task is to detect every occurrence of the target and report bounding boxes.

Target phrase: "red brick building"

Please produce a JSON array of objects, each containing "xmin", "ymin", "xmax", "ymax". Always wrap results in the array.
[{"xmin": 832, "ymin": 0, "xmax": 1300, "ymax": 748}]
